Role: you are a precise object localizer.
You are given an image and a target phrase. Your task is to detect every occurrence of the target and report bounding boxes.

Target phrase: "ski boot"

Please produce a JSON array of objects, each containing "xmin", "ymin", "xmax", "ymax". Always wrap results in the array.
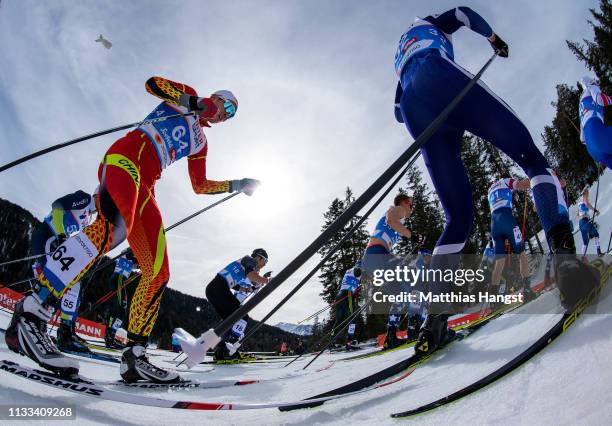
[
  {"xmin": 383, "ymin": 325, "xmax": 400, "ymax": 350},
  {"xmin": 5, "ymin": 293, "xmax": 79, "ymax": 377},
  {"xmin": 120, "ymin": 343, "xmax": 181, "ymax": 383},
  {"xmin": 415, "ymin": 314, "xmax": 450, "ymax": 356},
  {"xmin": 549, "ymin": 223, "xmax": 600, "ymax": 310},
  {"xmin": 213, "ymin": 341, "xmax": 231, "ymax": 361},
  {"xmin": 213, "ymin": 342, "xmax": 256, "ymax": 363},
  {"xmin": 57, "ymin": 323, "xmax": 91, "ymax": 353}
]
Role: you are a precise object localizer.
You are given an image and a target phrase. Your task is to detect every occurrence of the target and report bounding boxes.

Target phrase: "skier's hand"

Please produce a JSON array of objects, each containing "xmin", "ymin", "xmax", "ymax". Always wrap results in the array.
[
  {"xmin": 410, "ymin": 233, "xmax": 426, "ymax": 245},
  {"xmin": 604, "ymin": 105, "xmax": 612, "ymax": 126},
  {"xmin": 179, "ymin": 94, "xmax": 218, "ymax": 118},
  {"xmin": 230, "ymin": 178, "xmax": 261, "ymax": 196},
  {"xmin": 488, "ymin": 33, "xmax": 508, "ymax": 58},
  {"xmin": 49, "ymin": 233, "xmax": 67, "ymax": 252}
]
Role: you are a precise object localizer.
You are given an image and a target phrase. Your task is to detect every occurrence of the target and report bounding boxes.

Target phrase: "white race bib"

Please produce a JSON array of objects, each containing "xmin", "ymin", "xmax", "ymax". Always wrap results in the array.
[
  {"xmin": 60, "ymin": 282, "xmax": 80, "ymax": 313},
  {"xmin": 231, "ymin": 319, "xmax": 247, "ymax": 339},
  {"xmin": 43, "ymin": 232, "xmax": 99, "ymax": 291},
  {"xmin": 347, "ymin": 323, "xmax": 356, "ymax": 335},
  {"xmin": 513, "ymin": 226, "xmax": 523, "ymax": 245}
]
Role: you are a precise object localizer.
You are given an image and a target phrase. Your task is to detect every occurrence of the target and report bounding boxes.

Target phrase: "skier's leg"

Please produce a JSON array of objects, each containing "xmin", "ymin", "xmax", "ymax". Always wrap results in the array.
[
  {"xmin": 584, "ymin": 119, "xmax": 612, "ymax": 169},
  {"xmin": 57, "ymin": 282, "xmax": 90, "ymax": 353},
  {"xmin": 579, "ymin": 219, "xmax": 590, "ymax": 257},
  {"xmin": 120, "ymin": 186, "xmax": 179, "ymax": 383},
  {"xmin": 205, "ymin": 274, "xmax": 242, "ymax": 320},
  {"xmin": 205, "ymin": 274, "xmax": 245, "ymax": 360},
  {"xmin": 400, "ymin": 58, "xmax": 471, "ymax": 353},
  {"xmin": 126, "ymin": 187, "xmax": 169, "ymax": 342}
]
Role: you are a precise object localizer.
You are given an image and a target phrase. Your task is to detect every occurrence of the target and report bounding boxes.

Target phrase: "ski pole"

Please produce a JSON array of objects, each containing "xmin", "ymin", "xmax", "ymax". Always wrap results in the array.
[
  {"xmin": 0, "ymin": 277, "xmax": 36, "ymax": 290},
  {"xmin": 0, "ymin": 112, "xmax": 196, "ymax": 174},
  {"xmin": 301, "ymin": 299, "xmax": 373, "ymax": 370},
  {"xmin": 0, "ymin": 252, "xmax": 51, "ymax": 268},
  {"xmin": 164, "ymin": 191, "xmax": 240, "ymax": 232},
  {"xmin": 298, "ymin": 293, "xmax": 351, "ymax": 325},
  {"xmin": 584, "ymin": 172, "xmax": 601, "ymax": 254},
  {"xmin": 188, "ymin": 53, "xmax": 497, "ymax": 363}
]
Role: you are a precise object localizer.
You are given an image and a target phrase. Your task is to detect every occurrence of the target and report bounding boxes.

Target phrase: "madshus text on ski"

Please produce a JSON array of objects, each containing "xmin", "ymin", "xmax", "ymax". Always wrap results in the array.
[{"xmin": 0, "ymin": 3, "xmax": 609, "ymax": 413}]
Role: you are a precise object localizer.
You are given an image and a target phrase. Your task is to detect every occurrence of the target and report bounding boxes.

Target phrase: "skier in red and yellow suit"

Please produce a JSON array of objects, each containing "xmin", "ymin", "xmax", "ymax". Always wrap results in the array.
[{"xmin": 6, "ymin": 77, "xmax": 259, "ymax": 382}]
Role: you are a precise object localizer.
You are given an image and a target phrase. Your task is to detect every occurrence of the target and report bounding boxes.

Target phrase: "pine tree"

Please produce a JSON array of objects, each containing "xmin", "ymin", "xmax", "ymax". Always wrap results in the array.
[
  {"xmin": 567, "ymin": 0, "xmax": 612, "ymax": 92},
  {"xmin": 460, "ymin": 135, "xmax": 494, "ymax": 254},
  {"xmin": 317, "ymin": 188, "xmax": 369, "ymax": 313}
]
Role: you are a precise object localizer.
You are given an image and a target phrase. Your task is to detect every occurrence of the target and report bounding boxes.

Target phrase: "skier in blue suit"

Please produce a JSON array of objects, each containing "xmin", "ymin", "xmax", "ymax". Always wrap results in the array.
[{"xmin": 393, "ymin": 7, "xmax": 599, "ymax": 355}]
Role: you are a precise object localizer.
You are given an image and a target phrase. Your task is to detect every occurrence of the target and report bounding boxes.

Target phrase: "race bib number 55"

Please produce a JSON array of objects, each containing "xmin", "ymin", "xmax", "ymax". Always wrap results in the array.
[{"xmin": 43, "ymin": 232, "xmax": 99, "ymax": 293}]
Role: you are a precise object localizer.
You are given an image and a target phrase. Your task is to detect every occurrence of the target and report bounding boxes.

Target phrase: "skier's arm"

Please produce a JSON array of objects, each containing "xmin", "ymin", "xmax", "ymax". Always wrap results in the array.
[
  {"xmin": 394, "ymin": 83, "xmax": 404, "ymax": 123},
  {"xmin": 583, "ymin": 193, "xmax": 599, "ymax": 214},
  {"xmin": 187, "ymin": 145, "xmax": 231, "ymax": 194},
  {"xmin": 387, "ymin": 206, "xmax": 412, "ymax": 239},
  {"xmin": 427, "ymin": 7, "xmax": 493, "ymax": 37},
  {"xmin": 246, "ymin": 271, "xmax": 269, "ymax": 285},
  {"xmin": 145, "ymin": 76, "xmax": 218, "ymax": 118},
  {"xmin": 428, "ymin": 7, "xmax": 508, "ymax": 57},
  {"xmin": 241, "ymin": 255, "xmax": 269, "ymax": 285}
]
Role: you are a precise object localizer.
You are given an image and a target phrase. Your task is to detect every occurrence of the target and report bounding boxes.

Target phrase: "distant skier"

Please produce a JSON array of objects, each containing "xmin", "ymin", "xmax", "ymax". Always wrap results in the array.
[
  {"xmin": 487, "ymin": 177, "xmax": 536, "ymax": 302},
  {"xmin": 577, "ymin": 186, "xmax": 603, "ymax": 257},
  {"xmin": 578, "ymin": 76, "xmax": 611, "ymax": 168},
  {"xmin": 29, "ymin": 190, "xmax": 96, "ymax": 354},
  {"xmin": 6, "ymin": 76, "xmax": 258, "ymax": 382},
  {"xmin": 393, "ymin": 7, "xmax": 599, "ymax": 355},
  {"xmin": 332, "ymin": 261, "xmax": 362, "ymax": 346},
  {"xmin": 95, "ymin": 34, "xmax": 112, "ymax": 50},
  {"xmin": 385, "ymin": 248, "xmax": 431, "ymax": 348},
  {"xmin": 104, "ymin": 249, "xmax": 138, "ymax": 349},
  {"xmin": 364, "ymin": 193, "xmax": 423, "ymax": 260},
  {"xmin": 205, "ymin": 249, "xmax": 271, "ymax": 361}
]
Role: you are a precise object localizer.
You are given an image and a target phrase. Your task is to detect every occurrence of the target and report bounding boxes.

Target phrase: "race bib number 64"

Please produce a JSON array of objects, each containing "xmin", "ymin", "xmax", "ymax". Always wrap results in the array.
[{"xmin": 43, "ymin": 232, "xmax": 99, "ymax": 291}]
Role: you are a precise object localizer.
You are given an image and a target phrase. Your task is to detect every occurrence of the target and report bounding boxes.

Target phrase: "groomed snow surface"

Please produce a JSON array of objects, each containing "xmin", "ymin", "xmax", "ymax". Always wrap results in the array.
[{"xmin": 0, "ymin": 171, "xmax": 610, "ymax": 425}]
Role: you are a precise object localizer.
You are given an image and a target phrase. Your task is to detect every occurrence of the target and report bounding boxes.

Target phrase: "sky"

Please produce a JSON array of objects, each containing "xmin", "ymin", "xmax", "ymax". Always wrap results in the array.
[{"xmin": 0, "ymin": 0, "xmax": 601, "ymax": 325}]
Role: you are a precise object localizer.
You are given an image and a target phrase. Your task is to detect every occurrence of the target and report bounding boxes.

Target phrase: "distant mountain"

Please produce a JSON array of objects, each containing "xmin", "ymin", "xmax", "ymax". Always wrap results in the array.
[{"xmin": 274, "ymin": 322, "xmax": 313, "ymax": 336}]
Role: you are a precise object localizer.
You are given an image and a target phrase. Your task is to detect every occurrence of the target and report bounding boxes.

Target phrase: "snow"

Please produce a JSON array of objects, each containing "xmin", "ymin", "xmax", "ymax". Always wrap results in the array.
[{"xmin": 0, "ymin": 170, "xmax": 609, "ymax": 425}]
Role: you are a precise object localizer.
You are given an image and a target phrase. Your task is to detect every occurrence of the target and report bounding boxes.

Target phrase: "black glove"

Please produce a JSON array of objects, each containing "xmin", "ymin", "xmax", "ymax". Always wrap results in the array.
[
  {"xmin": 263, "ymin": 271, "xmax": 273, "ymax": 279},
  {"xmin": 49, "ymin": 233, "xmax": 68, "ymax": 252},
  {"xmin": 230, "ymin": 178, "xmax": 260, "ymax": 196},
  {"xmin": 489, "ymin": 33, "xmax": 508, "ymax": 58},
  {"xmin": 604, "ymin": 104, "xmax": 612, "ymax": 126},
  {"xmin": 410, "ymin": 233, "xmax": 425, "ymax": 245}
]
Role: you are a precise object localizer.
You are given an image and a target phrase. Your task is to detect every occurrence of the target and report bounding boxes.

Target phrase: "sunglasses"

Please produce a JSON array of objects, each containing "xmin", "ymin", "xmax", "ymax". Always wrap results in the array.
[{"xmin": 222, "ymin": 100, "xmax": 236, "ymax": 119}]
